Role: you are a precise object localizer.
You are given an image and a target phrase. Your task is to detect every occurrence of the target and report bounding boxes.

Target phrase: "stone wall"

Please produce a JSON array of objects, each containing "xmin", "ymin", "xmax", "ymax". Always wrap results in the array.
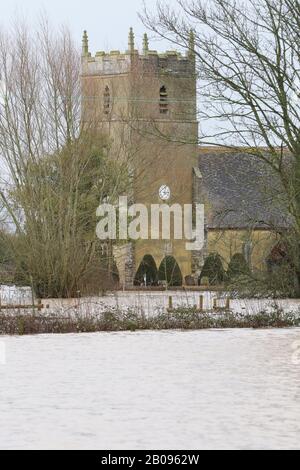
[{"xmin": 113, "ymin": 243, "xmax": 135, "ymax": 289}]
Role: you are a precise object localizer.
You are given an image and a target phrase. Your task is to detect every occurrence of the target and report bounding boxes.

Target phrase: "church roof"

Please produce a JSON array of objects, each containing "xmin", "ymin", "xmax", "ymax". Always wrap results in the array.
[{"xmin": 198, "ymin": 148, "xmax": 292, "ymax": 230}]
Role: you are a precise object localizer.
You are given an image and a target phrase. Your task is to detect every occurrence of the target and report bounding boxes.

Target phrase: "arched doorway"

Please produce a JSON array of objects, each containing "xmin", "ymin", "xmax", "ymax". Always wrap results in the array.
[
  {"xmin": 134, "ymin": 255, "xmax": 158, "ymax": 286},
  {"xmin": 158, "ymin": 256, "xmax": 183, "ymax": 287}
]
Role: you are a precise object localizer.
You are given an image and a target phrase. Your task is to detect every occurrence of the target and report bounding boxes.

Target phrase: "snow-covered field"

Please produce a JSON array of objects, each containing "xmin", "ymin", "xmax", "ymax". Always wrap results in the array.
[{"xmin": 0, "ymin": 329, "xmax": 300, "ymax": 450}]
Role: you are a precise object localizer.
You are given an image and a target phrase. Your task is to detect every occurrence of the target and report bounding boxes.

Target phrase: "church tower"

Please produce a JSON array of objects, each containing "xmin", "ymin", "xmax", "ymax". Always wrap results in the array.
[{"xmin": 81, "ymin": 29, "xmax": 203, "ymax": 287}]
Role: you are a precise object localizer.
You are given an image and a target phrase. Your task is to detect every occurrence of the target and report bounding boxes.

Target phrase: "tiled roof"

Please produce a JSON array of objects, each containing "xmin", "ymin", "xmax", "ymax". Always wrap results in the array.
[{"xmin": 199, "ymin": 149, "xmax": 291, "ymax": 230}]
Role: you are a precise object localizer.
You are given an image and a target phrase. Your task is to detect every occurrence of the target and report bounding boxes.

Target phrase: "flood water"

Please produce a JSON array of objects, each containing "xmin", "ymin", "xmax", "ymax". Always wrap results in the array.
[{"xmin": 0, "ymin": 329, "xmax": 300, "ymax": 450}]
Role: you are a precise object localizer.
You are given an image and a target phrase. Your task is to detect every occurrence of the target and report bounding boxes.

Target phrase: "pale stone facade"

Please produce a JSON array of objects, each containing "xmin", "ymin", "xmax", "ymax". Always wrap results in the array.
[
  {"xmin": 81, "ymin": 29, "xmax": 203, "ymax": 288},
  {"xmin": 81, "ymin": 29, "xmax": 285, "ymax": 288}
]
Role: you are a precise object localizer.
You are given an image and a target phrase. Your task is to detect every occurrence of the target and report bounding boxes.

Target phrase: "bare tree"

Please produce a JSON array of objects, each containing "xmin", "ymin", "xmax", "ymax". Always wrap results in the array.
[
  {"xmin": 0, "ymin": 20, "xmax": 129, "ymax": 297},
  {"xmin": 141, "ymin": 0, "xmax": 300, "ymax": 292}
]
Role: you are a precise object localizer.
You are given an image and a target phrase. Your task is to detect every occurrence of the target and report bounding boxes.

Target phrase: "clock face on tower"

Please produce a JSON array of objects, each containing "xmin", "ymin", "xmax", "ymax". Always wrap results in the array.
[{"xmin": 159, "ymin": 185, "xmax": 171, "ymax": 201}]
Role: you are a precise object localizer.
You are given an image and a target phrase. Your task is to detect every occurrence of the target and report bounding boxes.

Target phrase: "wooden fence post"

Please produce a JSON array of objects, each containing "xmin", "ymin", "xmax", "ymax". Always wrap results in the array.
[
  {"xmin": 30, "ymin": 275, "xmax": 35, "ymax": 315},
  {"xmin": 199, "ymin": 295, "xmax": 204, "ymax": 312}
]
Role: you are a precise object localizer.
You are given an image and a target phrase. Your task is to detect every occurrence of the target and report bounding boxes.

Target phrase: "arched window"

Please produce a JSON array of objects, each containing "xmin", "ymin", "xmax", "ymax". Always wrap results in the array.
[
  {"xmin": 159, "ymin": 86, "xmax": 168, "ymax": 114},
  {"xmin": 104, "ymin": 86, "xmax": 111, "ymax": 115}
]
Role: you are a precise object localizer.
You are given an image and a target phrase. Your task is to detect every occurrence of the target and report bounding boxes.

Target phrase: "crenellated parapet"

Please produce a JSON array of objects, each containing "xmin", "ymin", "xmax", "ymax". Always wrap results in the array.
[{"xmin": 81, "ymin": 28, "xmax": 195, "ymax": 77}]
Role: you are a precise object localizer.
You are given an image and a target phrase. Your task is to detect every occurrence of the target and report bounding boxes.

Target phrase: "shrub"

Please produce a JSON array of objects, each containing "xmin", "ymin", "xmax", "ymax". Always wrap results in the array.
[
  {"xmin": 158, "ymin": 256, "xmax": 183, "ymax": 287},
  {"xmin": 134, "ymin": 255, "xmax": 158, "ymax": 286},
  {"xmin": 200, "ymin": 253, "xmax": 225, "ymax": 286},
  {"xmin": 227, "ymin": 253, "xmax": 250, "ymax": 280}
]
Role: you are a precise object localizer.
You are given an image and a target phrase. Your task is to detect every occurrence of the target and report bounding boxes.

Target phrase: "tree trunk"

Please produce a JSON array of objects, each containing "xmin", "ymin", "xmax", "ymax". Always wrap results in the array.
[{"xmin": 294, "ymin": 271, "xmax": 300, "ymax": 299}]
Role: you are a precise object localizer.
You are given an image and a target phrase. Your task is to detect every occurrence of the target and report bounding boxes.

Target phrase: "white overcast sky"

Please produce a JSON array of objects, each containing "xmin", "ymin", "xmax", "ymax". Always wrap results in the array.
[
  {"xmin": 0, "ymin": 0, "xmax": 174, "ymax": 53},
  {"xmin": 0, "ymin": 0, "xmax": 219, "ymax": 140}
]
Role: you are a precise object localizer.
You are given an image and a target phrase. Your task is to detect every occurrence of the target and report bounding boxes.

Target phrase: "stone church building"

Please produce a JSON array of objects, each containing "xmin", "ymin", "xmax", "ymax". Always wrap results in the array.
[{"xmin": 81, "ymin": 29, "xmax": 288, "ymax": 288}]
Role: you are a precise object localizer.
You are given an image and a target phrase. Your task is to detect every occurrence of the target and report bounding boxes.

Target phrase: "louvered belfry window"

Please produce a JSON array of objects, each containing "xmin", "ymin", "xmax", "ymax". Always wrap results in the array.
[{"xmin": 159, "ymin": 86, "xmax": 168, "ymax": 114}]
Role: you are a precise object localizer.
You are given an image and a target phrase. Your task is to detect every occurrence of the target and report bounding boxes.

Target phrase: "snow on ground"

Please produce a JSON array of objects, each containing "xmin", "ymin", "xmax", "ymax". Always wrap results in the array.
[
  {"xmin": 1, "ymin": 285, "xmax": 300, "ymax": 316},
  {"xmin": 36, "ymin": 291, "xmax": 300, "ymax": 316},
  {"xmin": 0, "ymin": 285, "xmax": 32, "ymax": 305}
]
